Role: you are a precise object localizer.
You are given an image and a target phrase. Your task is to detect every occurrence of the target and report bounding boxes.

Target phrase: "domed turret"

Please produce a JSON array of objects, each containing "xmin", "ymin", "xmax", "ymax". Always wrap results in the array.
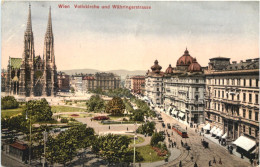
[
  {"xmin": 165, "ymin": 64, "xmax": 173, "ymax": 74},
  {"xmin": 176, "ymin": 48, "xmax": 193, "ymax": 67},
  {"xmin": 151, "ymin": 60, "xmax": 162, "ymax": 74},
  {"xmin": 188, "ymin": 58, "xmax": 202, "ymax": 72}
]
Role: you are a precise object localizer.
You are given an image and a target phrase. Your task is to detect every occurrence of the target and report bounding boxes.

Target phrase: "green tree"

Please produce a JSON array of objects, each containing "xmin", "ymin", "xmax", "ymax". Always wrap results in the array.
[
  {"xmin": 4, "ymin": 115, "xmax": 28, "ymax": 133},
  {"xmin": 46, "ymin": 124, "xmax": 95, "ymax": 166},
  {"xmin": 92, "ymin": 134, "xmax": 142, "ymax": 163},
  {"xmin": 105, "ymin": 97, "xmax": 125, "ymax": 115},
  {"xmin": 22, "ymin": 99, "xmax": 53, "ymax": 122},
  {"xmin": 131, "ymin": 109, "xmax": 145, "ymax": 122},
  {"xmin": 86, "ymin": 95, "xmax": 105, "ymax": 112},
  {"xmin": 46, "ymin": 131, "xmax": 77, "ymax": 167},
  {"xmin": 1, "ymin": 96, "xmax": 19, "ymax": 109},
  {"xmin": 150, "ymin": 132, "xmax": 165, "ymax": 146},
  {"xmin": 67, "ymin": 124, "xmax": 95, "ymax": 149},
  {"xmin": 136, "ymin": 121, "xmax": 155, "ymax": 136}
]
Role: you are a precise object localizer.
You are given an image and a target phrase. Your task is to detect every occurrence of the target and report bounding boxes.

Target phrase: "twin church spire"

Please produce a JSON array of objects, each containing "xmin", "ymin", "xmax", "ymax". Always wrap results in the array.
[
  {"xmin": 25, "ymin": 4, "xmax": 54, "ymax": 63},
  {"xmin": 26, "ymin": 4, "xmax": 53, "ymax": 36}
]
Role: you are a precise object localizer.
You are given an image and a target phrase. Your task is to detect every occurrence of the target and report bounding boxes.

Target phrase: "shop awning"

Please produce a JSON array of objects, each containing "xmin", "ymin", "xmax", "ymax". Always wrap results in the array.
[
  {"xmin": 233, "ymin": 136, "xmax": 256, "ymax": 152},
  {"xmin": 213, "ymin": 128, "xmax": 220, "ymax": 135},
  {"xmin": 217, "ymin": 130, "xmax": 223, "ymax": 137},
  {"xmin": 203, "ymin": 123, "xmax": 211, "ymax": 130},
  {"xmin": 167, "ymin": 107, "xmax": 172, "ymax": 113},
  {"xmin": 210, "ymin": 126, "xmax": 216, "ymax": 133},
  {"xmin": 222, "ymin": 133, "xmax": 227, "ymax": 139},
  {"xmin": 172, "ymin": 109, "xmax": 178, "ymax": 115},
  {"xmin": 178, "ymin": 112, "xmax": 185, "ymax": 118}
]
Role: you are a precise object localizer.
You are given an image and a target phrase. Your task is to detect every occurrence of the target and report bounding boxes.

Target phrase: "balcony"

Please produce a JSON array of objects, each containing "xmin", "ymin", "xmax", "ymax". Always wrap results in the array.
[
  {"xmin": 241, "ymin": 118, "xmax": 259, "ymax": 127},
  {"xmin": 221, "ymin": 112, "xmax": 240, "ymax": 121},
  {"xmin": 222, "ymin": 99, "xmax": 241, "ymax": 105}
]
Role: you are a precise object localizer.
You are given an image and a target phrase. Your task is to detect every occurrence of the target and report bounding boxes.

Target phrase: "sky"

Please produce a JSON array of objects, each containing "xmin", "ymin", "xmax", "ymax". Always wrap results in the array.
[{"xmin": 1, "ymin": 1, "xmax": 259, "ymax": 71}]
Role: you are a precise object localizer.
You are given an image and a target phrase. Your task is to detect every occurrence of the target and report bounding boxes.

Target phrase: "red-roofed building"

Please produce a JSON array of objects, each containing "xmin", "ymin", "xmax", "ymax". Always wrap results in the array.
[
  {"xmin": 131, "ymin": 76, "xmax": 145, "ymax": 94},
  {"xmin": 8, "ymin": 141, "xmax": 28, "ymax": 162}
]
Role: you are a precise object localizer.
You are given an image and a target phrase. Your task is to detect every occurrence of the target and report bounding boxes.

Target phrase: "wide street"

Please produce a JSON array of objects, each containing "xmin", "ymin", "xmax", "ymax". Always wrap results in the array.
[{"xmin": 157, "ymin": 110, "xmax": 251, "ymax": 167}]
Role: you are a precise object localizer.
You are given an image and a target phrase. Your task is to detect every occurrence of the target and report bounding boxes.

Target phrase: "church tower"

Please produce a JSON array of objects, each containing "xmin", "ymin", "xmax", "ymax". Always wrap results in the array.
[
  {"xmin": 42, "ymin": 7, "xmax": 57, "ymax": 96},
  {"xmin": 19, "ymin": 4, "xmax": 35, "ymax": 96}
]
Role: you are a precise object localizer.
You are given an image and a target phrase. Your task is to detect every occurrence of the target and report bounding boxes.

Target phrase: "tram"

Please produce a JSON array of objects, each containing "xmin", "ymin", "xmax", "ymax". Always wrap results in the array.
[{"xmin": 172, "ymin": 124, "xmax": 188, "ymax": 138}]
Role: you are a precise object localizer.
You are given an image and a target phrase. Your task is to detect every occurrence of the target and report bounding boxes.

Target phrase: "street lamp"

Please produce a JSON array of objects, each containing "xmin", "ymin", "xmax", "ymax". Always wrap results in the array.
[
  {"xmin": 26, "ymin": 107, "xmax": 32, "ymax": 165},
  {"xmin": 133, "ymin": 122, "xmax": 137, "ymax": 167}
]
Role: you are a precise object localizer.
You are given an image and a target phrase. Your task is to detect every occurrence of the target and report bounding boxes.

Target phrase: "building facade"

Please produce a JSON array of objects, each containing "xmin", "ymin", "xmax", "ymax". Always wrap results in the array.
[
  {"xmin": 130, "ymin": 76, "xmax": 145, "ymax": 94},
  {"xmin": 145, "ymin": 60, "xmax": 164, "ymax": 105},
  {"xmin": 94, "ymin": 73, "xmax": 120, "ymax": 91},
  {"xmin": 57, "ymin": 72, "xmax": 70, "ymax": 92},
  {"xmin": 204, "ymin": 57, "xmax": 259, "ymax": 143},
  {"xmin": 71, "ymin": 72, "xmax": 121, "ymax": 93},
  {"xmin": 163, "ymin": 49, "xmax": 205, "ymax": 125},
  {"xmin": 5, "ymin": 5, "xmax": 57, "ymax": 97},
  {"xmin": 124, "ymin": 75, "xmax": 131, "ymax": 90}
]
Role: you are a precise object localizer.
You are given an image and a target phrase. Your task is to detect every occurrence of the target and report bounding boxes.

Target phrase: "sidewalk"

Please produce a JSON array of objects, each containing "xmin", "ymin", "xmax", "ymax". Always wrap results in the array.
[{"xmin": 203, "ymin": 133, "xmax": 254, "ymax": 165}]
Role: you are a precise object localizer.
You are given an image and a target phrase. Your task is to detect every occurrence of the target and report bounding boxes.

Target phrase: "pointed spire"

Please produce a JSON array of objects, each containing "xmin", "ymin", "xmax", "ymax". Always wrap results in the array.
[
  {"xmin": 46, "ymin": 6, "xmax": 53, "ymax": 36},
  {"xmin": 26, "ymin": 4, "xmax": 32, "ymax": 33}
]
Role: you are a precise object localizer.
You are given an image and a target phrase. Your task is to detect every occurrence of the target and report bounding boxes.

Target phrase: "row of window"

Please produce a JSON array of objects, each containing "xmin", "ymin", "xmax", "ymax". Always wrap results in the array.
[
  {"xmin": 208, "ymin": 78, "xmax": 259, "ymax": 87},
  {"xmin": 209, "ymin": 101, "xmax": 259, "ymax": 121},
  {"xmin": 213, "ymin": 90, "xmax": 259, "ymax": 104},
  {"xmin": 243, "ymin": 125, "xmax": 258, "ymax": 138}
]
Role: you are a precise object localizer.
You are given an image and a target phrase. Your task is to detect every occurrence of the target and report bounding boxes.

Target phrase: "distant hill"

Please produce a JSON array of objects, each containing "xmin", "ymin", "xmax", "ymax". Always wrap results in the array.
[{"xmin": 61, "ymin": 69, "xmax": 146, "ymax": 79}]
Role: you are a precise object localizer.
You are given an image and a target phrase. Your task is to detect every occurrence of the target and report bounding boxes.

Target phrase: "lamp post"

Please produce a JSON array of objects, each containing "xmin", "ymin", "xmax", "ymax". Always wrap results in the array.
[
  {"xmin": 133, "ymin": 122, "xmax": 137, "ymax": 167},
  {"xmin": 42, "ymin": 130, "xmax": 48, "ymax": 167},
  {"xmin": 26, "ymin": 108, "xmax": 32, "ymax": 165}
]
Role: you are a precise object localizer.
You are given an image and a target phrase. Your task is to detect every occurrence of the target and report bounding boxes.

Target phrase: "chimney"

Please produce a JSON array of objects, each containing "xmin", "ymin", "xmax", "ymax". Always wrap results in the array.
[{"xmin": 232, "ymin": 61, "xmax": 237, "ymax": 64}]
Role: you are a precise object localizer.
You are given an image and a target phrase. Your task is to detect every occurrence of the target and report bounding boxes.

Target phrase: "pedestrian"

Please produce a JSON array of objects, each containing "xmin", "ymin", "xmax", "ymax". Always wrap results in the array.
[
  {"xmin": 194, "ymin": 162, "xmax": 198, "ymax": 167},
  {"xmin": 219, "ymin": 158, "xmax": 222, "ymax": 164},
  {"xmin": 172, "ymin": 142, "xmax": 174, "ymax": 148},
  {"xmin": 174, "ymin": 141, "xmax": 176, "ymax": 147},
  {"xmin": 109, "ymin": 125, "xmax": 110, "ymax": 130},
  {"xmin": 209, "ymin": 160, "xmax": 212, "ymax": 166},
  {"xmin": 179, "ymin": 161, "xmax": 182, "ymax": 167},
  {"xmin": 213, "ymin": 157, "xmax": 216, "ymax": 163},
  {"xmin": 191, "ymin": 156, "xmax": 194, "ymax": 161},
  {"xmin": 181, "ymin": 140, "xmax": 183, "ymax": 146},
  {"xmin": 218, "ymin": 138, "xmax": 221, "ymax": 144},
  {"xmin": 139, "ymin": 162, "xmax": 141, "ymax": 167},
  {"xmin": 127, "ymin": 127, "xmax": 128, "ymax": 131},
  {"xmin": 250, "ymin": 158, "xmax": 253, "ymax": 165},
  {"xmin": 241, "ymin": 153, "xmax": 244, "ymax": 159}
]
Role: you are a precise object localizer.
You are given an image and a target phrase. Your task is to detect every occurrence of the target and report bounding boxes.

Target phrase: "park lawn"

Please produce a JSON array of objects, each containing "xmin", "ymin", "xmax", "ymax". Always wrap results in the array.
[
  {"xmin": 59, "ymin": 113, "xmax": 92, "ymax": 118},
  {"xmin": 1, "ymin": 107, "xmax": 24, "ymax": 117},
  {"xmin": 125, "ymin": 135, "xmax": 145, "ymax": 145},
  {"xmin": 51, "ymin": 106, "xmax": 86, "ymax": 113},
  {"xmin": 75, "ymin": 102, "xmax": 87, "ymax": 107},
  {"xmin": 136, "ymin": 145, "xmax": 166, "ymax": 163},
  {"xmin": 108, "ymin": 114, "xmax": 130, "ymax": 121}
]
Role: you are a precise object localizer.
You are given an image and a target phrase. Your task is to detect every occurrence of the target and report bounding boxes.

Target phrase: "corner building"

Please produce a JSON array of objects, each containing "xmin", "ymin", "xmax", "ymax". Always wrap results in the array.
[
  {"xmin": 163, "ymin": 49, "xmax": 205, "ymax": 126},
  {"xmin": 204, "ymin": 57, "xmax": 259, "ymax": 146}
]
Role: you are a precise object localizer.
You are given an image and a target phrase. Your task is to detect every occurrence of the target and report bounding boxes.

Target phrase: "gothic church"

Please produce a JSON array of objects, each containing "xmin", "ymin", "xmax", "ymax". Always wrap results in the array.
[{"xmin": 5, "ymin": 5, "xmax": 57, "ymax": 97}]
